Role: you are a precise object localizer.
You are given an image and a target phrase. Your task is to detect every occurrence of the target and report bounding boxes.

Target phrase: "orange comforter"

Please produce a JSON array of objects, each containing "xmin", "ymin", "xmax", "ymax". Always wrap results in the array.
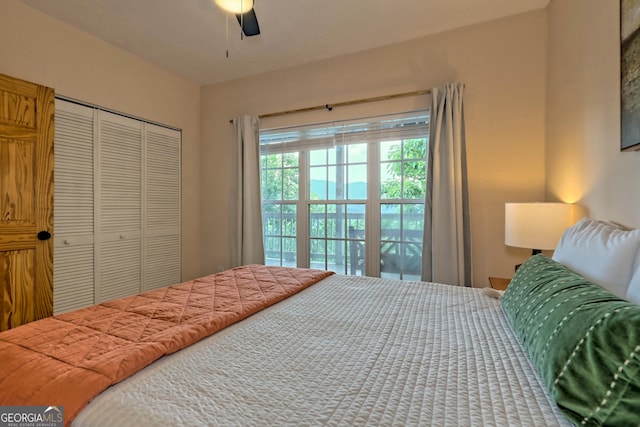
[{"xmin": 0, "ymin": 265, "xmax": 333, "ymax": 425}]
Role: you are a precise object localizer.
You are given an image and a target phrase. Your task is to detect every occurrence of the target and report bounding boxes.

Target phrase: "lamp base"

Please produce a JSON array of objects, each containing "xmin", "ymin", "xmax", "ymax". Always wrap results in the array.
[{"xmin": 515, "ymin": 249, "xmax": 543, "ymax": 271}]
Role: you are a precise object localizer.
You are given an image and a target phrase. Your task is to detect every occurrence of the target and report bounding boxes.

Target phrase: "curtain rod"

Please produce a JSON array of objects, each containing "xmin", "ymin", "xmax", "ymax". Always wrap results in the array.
[{"xmin": 229, "ymin": 89, "xmax": 431, "ymax": 123}]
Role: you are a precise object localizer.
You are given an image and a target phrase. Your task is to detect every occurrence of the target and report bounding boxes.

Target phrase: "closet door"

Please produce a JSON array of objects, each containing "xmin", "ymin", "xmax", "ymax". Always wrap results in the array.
[
  {"xmin": 96, "ymin": 111, "xmax": 142, "ymax": 303},
  {"xmin": 54, "ymin": 102, "xmax": 181, "ymax": 310},
  {"xmin": 53, "ymin": 100, "xmax": 95, "ymax": 314},
  {"xmin": 143, "ymin": 124, "xmax": 181, "ymax": 291}
]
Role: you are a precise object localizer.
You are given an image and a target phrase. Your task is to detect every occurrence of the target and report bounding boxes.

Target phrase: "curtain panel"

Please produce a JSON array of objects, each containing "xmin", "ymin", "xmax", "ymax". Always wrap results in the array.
[
  {"xmin": 231, "ymin": 115, "xmax": 265, "ymax": 266},
  {"xmin": 422, "ymin": 83, "xmax": 472, "ymax": 286}
]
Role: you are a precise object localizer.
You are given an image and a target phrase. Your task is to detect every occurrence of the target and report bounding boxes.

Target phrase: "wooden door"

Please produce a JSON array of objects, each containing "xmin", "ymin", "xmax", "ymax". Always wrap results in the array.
[{"xmin": 0, "ymin": 73, "xmax": 54, "ymax": 331}]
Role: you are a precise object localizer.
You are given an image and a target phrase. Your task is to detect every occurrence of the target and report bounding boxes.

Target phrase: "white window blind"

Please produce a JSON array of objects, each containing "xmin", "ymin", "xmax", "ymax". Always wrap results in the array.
[{"xmin": 260, "ymin": 111, "xmax": 429, "ymax": 154}]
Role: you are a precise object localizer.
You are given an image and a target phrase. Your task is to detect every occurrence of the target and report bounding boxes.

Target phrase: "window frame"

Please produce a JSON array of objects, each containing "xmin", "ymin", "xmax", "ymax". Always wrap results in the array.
[{"xmin": 260, "ymin": 111, "xmax": 429, "ymax": 279}]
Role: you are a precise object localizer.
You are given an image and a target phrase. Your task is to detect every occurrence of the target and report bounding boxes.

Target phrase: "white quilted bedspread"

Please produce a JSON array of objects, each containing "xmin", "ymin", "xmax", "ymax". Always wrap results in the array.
[{"xmin": 74, "ymin": 275, "xmax": 571, "ymax": 426}]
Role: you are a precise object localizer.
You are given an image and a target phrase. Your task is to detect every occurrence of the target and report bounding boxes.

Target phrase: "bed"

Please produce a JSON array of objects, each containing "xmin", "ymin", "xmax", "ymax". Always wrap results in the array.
[{"xmin": 1, "ymin": 217, "xmax": 639, "ymax": 426}]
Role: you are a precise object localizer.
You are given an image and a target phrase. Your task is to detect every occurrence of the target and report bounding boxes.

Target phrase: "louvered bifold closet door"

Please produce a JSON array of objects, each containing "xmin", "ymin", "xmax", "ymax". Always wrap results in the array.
[
  {"xmin": 53, "ymin": 100, "xmax": 95, "ymax": 314},
  {"xmin": 143, "ymin": 124, "xmax": 181, "ymax": 291},
  {"xmin": 96, "ymin": 111, "xmax": 142, "ymax": 303}
]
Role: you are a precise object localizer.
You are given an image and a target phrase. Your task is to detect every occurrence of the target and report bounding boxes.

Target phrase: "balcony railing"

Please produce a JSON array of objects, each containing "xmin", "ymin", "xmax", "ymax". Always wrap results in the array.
[{"xmin": 264, "ymin": 211, "xmax": 423, "ymax": 279}]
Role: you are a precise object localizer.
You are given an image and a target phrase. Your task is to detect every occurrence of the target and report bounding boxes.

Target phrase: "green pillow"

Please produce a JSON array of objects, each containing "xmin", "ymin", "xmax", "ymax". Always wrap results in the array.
[{"xmin": 501, "ymin": 254, "xmax": 640, "ymax": 426}]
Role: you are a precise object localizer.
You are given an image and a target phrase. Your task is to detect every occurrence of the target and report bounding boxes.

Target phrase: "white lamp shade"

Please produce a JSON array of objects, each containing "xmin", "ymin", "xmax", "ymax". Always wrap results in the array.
[
  {"xmin": 214, "ymin": 0, "xmax": 254, "ymax": 14},
  {"xmin": 505, "ymin": 203, "xmax": 575, "ymax": 251}
]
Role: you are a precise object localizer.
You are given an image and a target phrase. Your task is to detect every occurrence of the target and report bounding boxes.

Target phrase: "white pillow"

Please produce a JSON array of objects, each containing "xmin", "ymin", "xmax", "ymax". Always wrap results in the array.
[
  {"xmin": 627, "ymin": 270, "xmax": 640, "ymax": 304},
  {"xmin": 552, "ymin": 217, "xmax": 640, "ymax": 297}
]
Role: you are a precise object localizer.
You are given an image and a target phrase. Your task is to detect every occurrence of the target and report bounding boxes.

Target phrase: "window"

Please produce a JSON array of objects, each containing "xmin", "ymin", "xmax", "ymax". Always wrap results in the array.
[
  {"xmin": 308, "ymin": 144, "xmax": 367, "ymax": 274},
  {"xmin": 379, "ymin": 139, "xmax": 426, "ymax": 280},
  {"xmin": 261, "ymin": 152, "xmax": 298, "ymax": 267},
  {"xmin": 260, "ymin": 112, "xmax": 428, "ymax": 280}
]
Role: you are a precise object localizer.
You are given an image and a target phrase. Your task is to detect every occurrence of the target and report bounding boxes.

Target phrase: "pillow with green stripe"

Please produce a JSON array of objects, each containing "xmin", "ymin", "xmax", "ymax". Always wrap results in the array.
[{"xmin": 501, "ymin": 254, "xmax": 640, "ymax": 426}]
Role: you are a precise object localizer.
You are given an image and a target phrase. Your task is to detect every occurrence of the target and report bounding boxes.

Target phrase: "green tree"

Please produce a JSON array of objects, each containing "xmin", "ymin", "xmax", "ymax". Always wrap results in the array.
[
  {"xmin": 380, "ymin": 138, "xmax": 427, "ymax": 200},
  {"xmin": 261, "ymin": 153, "xmax": 299, "ymax": 201}
]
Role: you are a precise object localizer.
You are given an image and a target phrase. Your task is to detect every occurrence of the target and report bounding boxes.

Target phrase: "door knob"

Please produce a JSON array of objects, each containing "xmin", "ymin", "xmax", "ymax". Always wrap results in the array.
[{"xmin": 37, "ymin": 231, "xmax": 52, "ymax": 241}]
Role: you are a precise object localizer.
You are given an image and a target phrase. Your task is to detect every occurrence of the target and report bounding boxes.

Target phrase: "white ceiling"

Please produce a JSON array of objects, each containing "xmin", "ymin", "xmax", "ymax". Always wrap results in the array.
[{"xmin": 21, "ymin": 0, "xmax": 549, "ymax": 86}]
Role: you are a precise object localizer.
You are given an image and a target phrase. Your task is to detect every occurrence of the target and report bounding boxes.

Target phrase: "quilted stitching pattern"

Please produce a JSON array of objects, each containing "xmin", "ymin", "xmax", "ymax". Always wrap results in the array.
[
  {"xmin": 74, "ymin": 275, "xmax": 574, "ymax": 427},
  {"xmin": 0, "ymin": 265, "xmax": 333, "ymax": 426}
]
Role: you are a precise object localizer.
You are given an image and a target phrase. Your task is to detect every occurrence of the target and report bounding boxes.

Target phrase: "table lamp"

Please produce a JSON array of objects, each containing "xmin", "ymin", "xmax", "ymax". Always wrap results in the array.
[{"xmin": 505, "ymin": 202, "xmax": 574, "ymax": 257}]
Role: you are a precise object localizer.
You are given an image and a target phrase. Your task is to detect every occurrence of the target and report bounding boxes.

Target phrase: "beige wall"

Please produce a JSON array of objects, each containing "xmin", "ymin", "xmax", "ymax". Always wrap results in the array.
[
  {"xmin": 201, "ymin": 10, "xmax": 549, "ymax": 285},
  {"xmin": 3, "ymin": 0, "xmax": 634, "ymax": 288},
  {"xmin": 547, "ymin": 0, "xmax": 640, "ymax": 227},
  {"xmin": 0, "ymin": 0, "xmax": 560, "ymax": 286},
  {"xmin": 0, "ymin": 0, "xmax": 202, "ymax": 280}
]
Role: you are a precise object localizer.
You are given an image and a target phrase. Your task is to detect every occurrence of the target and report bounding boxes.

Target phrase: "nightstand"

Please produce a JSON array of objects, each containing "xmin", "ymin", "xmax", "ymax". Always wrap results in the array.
[{"xmin": 488, "ymin": 276, "xmax": 511, "ymax": 291}]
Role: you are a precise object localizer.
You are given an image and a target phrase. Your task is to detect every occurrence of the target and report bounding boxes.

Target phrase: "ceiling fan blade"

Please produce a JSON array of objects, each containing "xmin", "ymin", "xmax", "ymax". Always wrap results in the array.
[{"xmin": 236, "ymin": 7, "xmax": 260, "ymax": 36}]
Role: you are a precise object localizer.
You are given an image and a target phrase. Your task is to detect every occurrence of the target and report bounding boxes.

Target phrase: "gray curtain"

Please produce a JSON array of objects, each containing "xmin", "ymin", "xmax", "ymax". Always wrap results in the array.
[
  {"xmin": 231, "ymin": 115, "xmax": 265, "ymax": 266},
  {"xmin": 422, "ymin": 82, "xmax": 472, "ymax": 286}
]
